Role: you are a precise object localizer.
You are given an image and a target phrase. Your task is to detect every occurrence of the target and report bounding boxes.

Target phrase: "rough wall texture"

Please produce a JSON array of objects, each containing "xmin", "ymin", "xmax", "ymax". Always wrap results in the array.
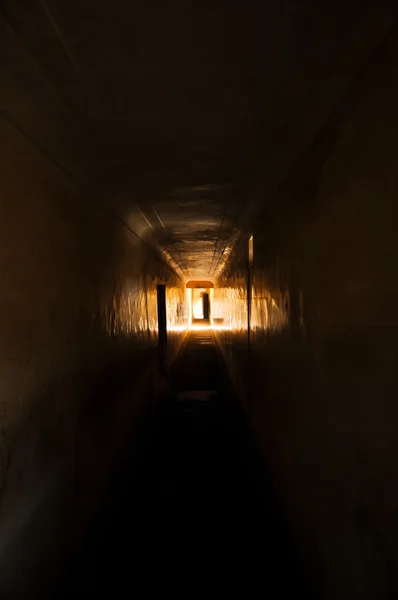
[
  {"xmin": 0, "ymin": 16, "xmax": 190, "ymax": 594},
  {"xmin": 215, "ymin": 30, "xmax": 398, "ymax": 599},
  {"xmin": 0, "ymin": 116, "xmax": 187, "ymax": 594}
]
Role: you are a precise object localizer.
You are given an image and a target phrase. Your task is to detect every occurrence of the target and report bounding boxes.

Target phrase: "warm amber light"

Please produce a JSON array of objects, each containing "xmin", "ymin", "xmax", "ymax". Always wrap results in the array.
[
  {"xmin": 248, "ymin": 235, "xmax": 254, "ymax": 266},
  {"xmin": 190, "ymin": 323, "xmax": 213, "ymax": 331}
]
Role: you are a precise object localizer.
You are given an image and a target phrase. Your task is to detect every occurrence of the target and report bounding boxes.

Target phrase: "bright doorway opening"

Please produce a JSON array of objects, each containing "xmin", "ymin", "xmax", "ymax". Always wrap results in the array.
[{"xmin": 186, "ymin": 280, "xmax": 214, "ymax": 329}]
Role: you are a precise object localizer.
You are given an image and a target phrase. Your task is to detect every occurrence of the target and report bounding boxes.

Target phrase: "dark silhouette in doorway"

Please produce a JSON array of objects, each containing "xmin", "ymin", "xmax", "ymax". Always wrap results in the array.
[{"xmin": 203, "ymin": 293, "xmax": 210, "ymax": 320}]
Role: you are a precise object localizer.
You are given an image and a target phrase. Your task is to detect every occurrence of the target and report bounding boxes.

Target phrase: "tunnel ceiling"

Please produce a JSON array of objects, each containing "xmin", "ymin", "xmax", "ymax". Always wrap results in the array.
[{"xmin": 1, "ymin": 0, "xmax": 396, "ymax": 279}]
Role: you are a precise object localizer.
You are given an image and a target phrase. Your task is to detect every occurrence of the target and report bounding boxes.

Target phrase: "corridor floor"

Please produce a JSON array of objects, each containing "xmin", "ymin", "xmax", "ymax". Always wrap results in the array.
[{"xmin": 57, "ymin": 328, "xmax": 309, "ymax": 597}]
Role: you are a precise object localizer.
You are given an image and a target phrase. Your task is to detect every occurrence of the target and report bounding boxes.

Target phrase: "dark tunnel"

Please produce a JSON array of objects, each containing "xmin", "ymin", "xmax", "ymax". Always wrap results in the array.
[{"xmin": 1, "ymin": 1, "xmax": 398, "ymax": 598}]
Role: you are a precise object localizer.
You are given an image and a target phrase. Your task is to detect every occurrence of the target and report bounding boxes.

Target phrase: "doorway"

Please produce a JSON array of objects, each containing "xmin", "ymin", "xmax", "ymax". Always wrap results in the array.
[
  {"xmin": 186, "ymin": 281, "xmax": 214, "ymax": 327},
  {"xmin": 192, "ymin": 287, "xmax": 211, "ymax": 323}
]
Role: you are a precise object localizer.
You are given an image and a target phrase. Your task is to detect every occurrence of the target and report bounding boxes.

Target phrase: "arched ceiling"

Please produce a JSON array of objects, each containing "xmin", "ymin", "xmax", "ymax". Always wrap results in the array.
[{"xmin": 1, "ymin": 0, "xmax": 396, "ymax": 279}]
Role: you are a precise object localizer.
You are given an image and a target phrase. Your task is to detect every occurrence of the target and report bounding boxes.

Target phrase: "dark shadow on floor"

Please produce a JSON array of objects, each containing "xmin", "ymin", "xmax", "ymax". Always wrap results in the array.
[{"xmin": 54, "ymin": 330, "xmax": 311, "ymax": 597}]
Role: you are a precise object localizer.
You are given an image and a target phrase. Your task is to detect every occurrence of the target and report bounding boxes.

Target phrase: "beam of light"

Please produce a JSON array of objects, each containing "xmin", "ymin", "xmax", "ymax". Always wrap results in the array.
[
  {"xmin": 212, "ymin": 324, "xmax": 231, "ymax": 331},
  {"xmin": 190, "ymin": 323, "xmax": 232, "ymax": 332},
  {"xmin": 167, "ymin": 324, "xmax": 188, "ymax": 332},
  {"xmin": 190, "ymin": 324, "xmax": 213, "ymax": 331}
]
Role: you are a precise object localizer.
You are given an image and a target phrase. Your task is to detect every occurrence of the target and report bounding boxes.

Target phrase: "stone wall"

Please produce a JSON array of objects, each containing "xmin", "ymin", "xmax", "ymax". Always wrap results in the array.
[
  {"xmin": 215, "ymin": 30, "xmax": 398, "ymax": 599},
  {"xmin": 0, "ymin": 113, "xmax": 187, "ymax": 597}
]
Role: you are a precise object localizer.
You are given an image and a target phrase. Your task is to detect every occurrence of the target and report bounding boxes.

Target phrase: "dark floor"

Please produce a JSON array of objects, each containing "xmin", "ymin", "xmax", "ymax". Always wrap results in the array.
[{"xmin": 56, "ymin": 328, "xmax": 309, "ymax": 597}]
